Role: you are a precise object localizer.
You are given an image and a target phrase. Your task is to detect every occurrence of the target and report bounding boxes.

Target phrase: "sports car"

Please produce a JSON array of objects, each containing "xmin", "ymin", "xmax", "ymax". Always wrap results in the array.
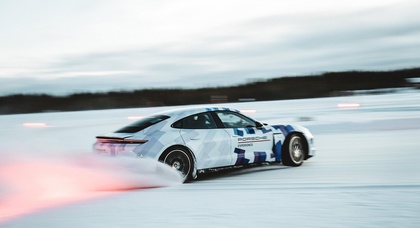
[{"xmin": 93, "ymin": 107, "xmax": 316, "ymax": 181}]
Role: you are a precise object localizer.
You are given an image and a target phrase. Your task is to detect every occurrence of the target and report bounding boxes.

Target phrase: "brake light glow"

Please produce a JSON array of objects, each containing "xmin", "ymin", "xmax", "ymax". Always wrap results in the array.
[
  {"xmin": 337, "ymin": 103, "xmax": 361, "ymax": 108},
  {"xmin": 22, "ymin": 122, "xmax": 47, "ymax": 128},
  {"xmin": 240, "ymin": 109, "xmax": 257, "ymax": 114},
  {"xmin": 127, "ymin": 116, "xmax": 145, "ymax": 120}
]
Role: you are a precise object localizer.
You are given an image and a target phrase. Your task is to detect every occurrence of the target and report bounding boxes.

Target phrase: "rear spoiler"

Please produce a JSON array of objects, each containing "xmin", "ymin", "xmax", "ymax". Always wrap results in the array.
[{"xmin": 96, "ymin": 136, "xmax": 148, "ymax": 144}]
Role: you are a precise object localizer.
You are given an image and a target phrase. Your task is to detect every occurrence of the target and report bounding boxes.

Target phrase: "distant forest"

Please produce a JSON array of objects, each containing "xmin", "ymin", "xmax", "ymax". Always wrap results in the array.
[{"xmin": 1, "ymin": 67, "xmax": 419, "ymax": 115}]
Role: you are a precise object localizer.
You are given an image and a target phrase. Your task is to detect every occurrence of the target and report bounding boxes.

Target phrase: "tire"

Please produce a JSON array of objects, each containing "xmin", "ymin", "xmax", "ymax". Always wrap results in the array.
[
  {"xmin": 282, "ymin": 134, "xmax": 306, "ymax": 166},
  {"xmin": 161, "ymin": 147, "xmax": 193, "ymax": 182}
]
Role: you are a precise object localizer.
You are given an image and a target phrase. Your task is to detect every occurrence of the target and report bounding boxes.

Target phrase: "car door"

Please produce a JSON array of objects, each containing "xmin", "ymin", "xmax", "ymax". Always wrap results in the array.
[
  {"xmin": 174, "ymin": 112, "xmax": 233, "ymax": 169},
  {"xmin": 213, "ymin": 111, "xmax": 274, "ymax": 165}
]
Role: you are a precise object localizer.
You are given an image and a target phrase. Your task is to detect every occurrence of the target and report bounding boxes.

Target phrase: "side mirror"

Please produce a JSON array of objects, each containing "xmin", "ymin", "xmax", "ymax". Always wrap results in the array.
[{"xmin": 256, "ymin": 122, "xmax": 264, "ymax": 129}]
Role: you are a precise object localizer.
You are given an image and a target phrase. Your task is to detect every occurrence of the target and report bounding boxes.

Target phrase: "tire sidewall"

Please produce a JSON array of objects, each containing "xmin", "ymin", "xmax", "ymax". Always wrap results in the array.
[
  {"xmin": 161, "ymin": 147, "xmax": 193, "ymax": 182},
  {"xmin": 282, "ymin": 134, "xmax": 306, "ymax": 166}
]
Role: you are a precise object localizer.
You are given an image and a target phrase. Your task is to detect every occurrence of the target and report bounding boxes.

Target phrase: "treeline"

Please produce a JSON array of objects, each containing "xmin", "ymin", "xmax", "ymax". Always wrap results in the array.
[{"xmin": 1, "ymin": 67, "xmax": 419, "ymax": 115}]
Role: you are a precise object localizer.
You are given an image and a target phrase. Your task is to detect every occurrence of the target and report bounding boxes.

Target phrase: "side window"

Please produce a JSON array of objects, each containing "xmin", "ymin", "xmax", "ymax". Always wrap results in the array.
[
  {"xmin": 172, "ymin": 112, "xmax": 217, "ymax": 129},
  {"xmin": 215, "ymin": 111, "xmax": 256, "ymax": 128}
]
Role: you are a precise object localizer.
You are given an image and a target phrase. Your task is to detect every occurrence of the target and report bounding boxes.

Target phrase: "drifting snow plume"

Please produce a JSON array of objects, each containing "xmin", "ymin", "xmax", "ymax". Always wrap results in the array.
[{"xmin": 0, "ymin": 154, "xmax": 182, "ymax": 221}]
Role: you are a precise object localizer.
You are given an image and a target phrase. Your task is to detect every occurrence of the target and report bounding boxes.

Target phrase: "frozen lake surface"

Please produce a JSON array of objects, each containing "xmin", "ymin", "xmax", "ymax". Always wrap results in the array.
[{"xmin": 1, "ymin": 90, "xmax": 420, "ymax": 227}]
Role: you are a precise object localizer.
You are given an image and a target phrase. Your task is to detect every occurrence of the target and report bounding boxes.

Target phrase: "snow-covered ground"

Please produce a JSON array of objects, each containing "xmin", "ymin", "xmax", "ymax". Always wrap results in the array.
[{"xmin": 1, "ymin": 90, "xmax": 420, "ymax": 227}]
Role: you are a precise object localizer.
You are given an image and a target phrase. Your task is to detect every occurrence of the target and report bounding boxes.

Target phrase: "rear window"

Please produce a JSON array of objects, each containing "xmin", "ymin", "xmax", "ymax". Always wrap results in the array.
[{"xmin": 114, "ymin": 115, "xmax": 169, "ymax": 133}]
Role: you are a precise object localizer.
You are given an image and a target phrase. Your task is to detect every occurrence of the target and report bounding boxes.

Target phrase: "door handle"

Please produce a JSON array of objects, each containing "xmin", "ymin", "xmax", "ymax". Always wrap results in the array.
[{"xmin": 190, "ymin": 137, "xmax": 201, "ymax": 140}]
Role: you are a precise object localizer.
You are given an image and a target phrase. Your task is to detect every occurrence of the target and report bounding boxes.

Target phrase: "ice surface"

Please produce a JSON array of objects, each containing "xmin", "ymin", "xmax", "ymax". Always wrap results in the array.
[{"xmin": 1, "ymin": 90, "xmax": 420, "ymax": 227}]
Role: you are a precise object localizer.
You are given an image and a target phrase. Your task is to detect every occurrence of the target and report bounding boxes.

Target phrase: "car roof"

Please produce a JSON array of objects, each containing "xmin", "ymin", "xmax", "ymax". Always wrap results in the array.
[{"xmin": 156, "ymin": 106, "xmax": 240, "ymax": 119}]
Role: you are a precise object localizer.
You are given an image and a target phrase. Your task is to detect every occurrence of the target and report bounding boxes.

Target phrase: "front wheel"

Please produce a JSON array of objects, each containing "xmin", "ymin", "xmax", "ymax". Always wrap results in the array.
[
  {"xmin": 282, "ymin": 134, "xmax": 306, "ymax": 166},
  {"xmin": 161, "ymin": 147, "xmax": 193, "ymax": 182}
]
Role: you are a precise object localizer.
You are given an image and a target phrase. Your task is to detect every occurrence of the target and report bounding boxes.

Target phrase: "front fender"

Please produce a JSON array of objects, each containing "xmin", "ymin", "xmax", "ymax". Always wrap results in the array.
[{"xmin": 272, "ymin": 124, "xmax": 316, "ymax": 158}]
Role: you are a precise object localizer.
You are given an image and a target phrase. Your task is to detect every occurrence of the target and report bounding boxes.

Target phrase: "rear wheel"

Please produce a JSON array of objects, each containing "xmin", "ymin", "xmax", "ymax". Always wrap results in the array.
[
  {"xmin": 161, "ymin": 147, "xmax": 193, "ymax": 182},
  {"xmin": 282, "ymin": 134, "xmax": 306, "ymax": 166}
]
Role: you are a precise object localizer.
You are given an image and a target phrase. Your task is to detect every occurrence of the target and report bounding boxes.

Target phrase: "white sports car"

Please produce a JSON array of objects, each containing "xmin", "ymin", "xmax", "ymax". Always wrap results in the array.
[{"xmin": 93, "ymin": 107, "xmax": 316, "ymax": 181}]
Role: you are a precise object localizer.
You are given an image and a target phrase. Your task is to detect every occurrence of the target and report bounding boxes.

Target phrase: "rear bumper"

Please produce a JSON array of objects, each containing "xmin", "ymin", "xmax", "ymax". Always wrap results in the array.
[{"xmin": 93, "ymin": 142, "xmax": 139, "ymax": 157}]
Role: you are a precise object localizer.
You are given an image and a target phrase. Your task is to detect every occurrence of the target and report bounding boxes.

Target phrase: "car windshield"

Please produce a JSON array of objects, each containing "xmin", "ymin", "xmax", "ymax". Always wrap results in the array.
[{"xmin": 114, "ymin": 115, "xmax": 169, "ymax": 133}]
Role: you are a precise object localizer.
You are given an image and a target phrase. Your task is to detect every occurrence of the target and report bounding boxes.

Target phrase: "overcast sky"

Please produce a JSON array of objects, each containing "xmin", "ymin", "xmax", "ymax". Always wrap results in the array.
[{"xmin": 1, "ymin": 0, "xmax": 419, "ymax": 96}]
